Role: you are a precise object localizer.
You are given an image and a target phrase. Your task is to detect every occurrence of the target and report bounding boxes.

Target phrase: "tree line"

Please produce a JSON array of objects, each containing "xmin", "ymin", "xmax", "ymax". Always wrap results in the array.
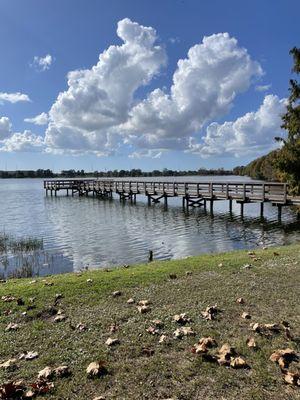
[
  {"xmin": 0, "ymin": 169, "xmax": 55, "ymax": 178},
  {"xmin": 233, "ymin": 151, "xmax": 279, "ymax": 181},
  {"xmin": 0, "ymin": 167, "xmax": 233, "ymax": 179}
]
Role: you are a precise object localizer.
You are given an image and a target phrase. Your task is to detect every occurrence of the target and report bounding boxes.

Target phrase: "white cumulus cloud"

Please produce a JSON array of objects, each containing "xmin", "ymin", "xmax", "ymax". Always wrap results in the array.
[
  {"xmin": 0, "ymin": 116, "xmax": 45, "ymax": 152},
  {"xmin": 0, "ymin": 130, "xmax": 45, "ymax": 152},
  {"xmin": 24, "ymin": 112, "xmax": 49, "ymax": 125},
  {"xmin": 32, "ymin": 54, "xmax": 53, "ymax": 71},
  {"xmin": 0, "ymin": 92, "xmax": 31, "ymax": 104},
  {"xmin": 44, "ymin": 25, "xmax": 262, "ymax": 156},
  {"xmin": 123, "ymin": 32, "xmax": 263, "ymax": 153},
  {"xmin": 189, "ymin": 95, "xmax": 287, "ymax": 158},
  {"xmin": 45, "ymin": 18, "xmax": 166, "ymax": 155}
]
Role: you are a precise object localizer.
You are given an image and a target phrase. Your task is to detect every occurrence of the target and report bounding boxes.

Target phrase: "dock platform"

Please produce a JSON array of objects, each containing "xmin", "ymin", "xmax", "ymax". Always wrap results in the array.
[{"xmin": 44, "ymin": 179, "xmax": 300, "ymax": 219}]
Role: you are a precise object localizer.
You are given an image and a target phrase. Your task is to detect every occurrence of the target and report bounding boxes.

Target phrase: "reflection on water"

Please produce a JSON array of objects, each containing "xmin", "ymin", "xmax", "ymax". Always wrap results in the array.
[{"xmin": 0, "ymin": 178, "xmax": 299, "ymax": 277}]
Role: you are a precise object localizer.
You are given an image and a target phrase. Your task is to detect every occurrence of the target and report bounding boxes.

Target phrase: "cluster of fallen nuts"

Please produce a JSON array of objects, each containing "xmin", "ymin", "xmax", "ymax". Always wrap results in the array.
[
  {"xmin": 191, "ymin": 338, "xmax": 249, "ymax": 369},
  {"xmin": 201, "ymin": 304, "xmax": 220, "ymax": 320},
  {"xmin": 0, "ymin": 364, "xmax": 70, "ymax": 399},
  {"xmin": 270, "ymin": 349, "xmax": 300, "ymax": 386}
]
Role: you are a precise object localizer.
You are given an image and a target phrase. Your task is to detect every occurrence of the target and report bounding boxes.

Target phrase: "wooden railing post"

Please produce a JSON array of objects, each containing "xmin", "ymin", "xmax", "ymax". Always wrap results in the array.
[{"xmin": 283, "ymin": 183, "xmax": 287, "ymax": 204}]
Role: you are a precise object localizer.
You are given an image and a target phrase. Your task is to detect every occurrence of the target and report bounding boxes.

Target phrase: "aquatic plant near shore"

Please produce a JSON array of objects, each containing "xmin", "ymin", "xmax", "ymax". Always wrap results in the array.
[
  {"xmin": 0, "ymin": 233, "xmax": 44, "ymax": 279},
  {"xmin": 0, "ymin": 233, "xmax": 43, "ymax": 254}
]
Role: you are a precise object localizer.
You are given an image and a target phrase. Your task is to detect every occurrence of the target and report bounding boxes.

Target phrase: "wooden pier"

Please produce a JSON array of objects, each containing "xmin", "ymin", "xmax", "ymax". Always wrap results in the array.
[{"xmin": 44, "ymin": 179, "xmax": 300, "ymax": 219}]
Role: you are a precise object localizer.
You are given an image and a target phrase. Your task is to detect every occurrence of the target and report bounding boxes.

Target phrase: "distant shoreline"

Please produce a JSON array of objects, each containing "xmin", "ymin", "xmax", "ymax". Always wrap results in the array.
[{"xmin": 0, "ymin": 168, "xmax": 235, "ymax": 180}]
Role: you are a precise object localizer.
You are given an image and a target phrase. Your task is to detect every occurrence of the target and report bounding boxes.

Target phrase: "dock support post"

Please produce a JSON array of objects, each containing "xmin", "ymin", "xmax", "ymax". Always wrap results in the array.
[
  {"xmin": 240, "ymin": 202, "xmax": 244, "ymax": 218},
  {"xmin": 278, "ymin": 204, "xmax": 282, "ymax": 221},
  {"xmin": 50, "ymin": 190, "xmax": 53, "ymax": 197},
  {"xmin": 203, "ymin": 199, "xmax": 207, "ymax": 211},
  {"xmin": 229, "ymin": 199, "xmax": 232, "ymax": 213},
  {"xmin": 67, "ymin": 189, "xmax": 69, "ymax": 196},
  {"xmin": 164, "ymin": 195, "xmax": 168, "ymax": 208},
  {"xmin": 210, "ymin": 200, "xmax": 214, "ymax": 214},
  {"xmin": 186, "ymin": 196, "xmax": 190, "ymax": 210},
  {"xmin": 182, "ymin": 196, "xmax": 185, "ymax": 209},
  {"xmin": 55, "ymin": 190, "xmax": 57, "ymax": 197},
  {"xmin": 260, "ymin": 202, "xmax": 264, "ymax": 218},
  {"xmin": 147, "ymin": 195, "xmax": 151, "ymax": 206},
  {"xmin": 46, "ymin": 189, "xmax": 48, "ymax": 196},
  {"xmin": 71, "ymin": 190, "xmax": 74, "ymax": 197}
]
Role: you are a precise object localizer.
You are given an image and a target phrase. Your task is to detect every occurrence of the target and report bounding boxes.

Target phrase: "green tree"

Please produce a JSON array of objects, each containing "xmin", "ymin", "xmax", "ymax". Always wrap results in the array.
[{"xmin": 275, "ymin": 47, "xmax": 300, "ymax": 194}]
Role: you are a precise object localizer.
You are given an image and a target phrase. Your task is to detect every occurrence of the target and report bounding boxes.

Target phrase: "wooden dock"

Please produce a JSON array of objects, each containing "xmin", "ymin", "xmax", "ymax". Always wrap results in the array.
[{"xmin": 44, "ymin": 179, "xmax": 300, "ymax": 219}]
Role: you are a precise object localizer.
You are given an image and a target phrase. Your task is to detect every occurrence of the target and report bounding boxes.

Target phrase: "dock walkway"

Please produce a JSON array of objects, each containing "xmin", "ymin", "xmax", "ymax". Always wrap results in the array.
[{"xmin": 44, "ymin": 179, "xmax": 300, "ymax": 219}]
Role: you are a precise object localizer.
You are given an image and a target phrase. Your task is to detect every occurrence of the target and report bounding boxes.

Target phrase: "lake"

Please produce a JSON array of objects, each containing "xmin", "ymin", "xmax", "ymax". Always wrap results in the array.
[{"xmin": 0, "ymin": 176, "xmax": 299, "ymax": 278}]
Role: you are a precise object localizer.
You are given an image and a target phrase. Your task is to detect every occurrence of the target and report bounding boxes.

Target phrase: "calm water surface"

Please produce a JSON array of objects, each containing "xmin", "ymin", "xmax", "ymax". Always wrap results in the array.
[{"xmin": 0, "ymin": 177, "xmax": 299, "ymax": 277}]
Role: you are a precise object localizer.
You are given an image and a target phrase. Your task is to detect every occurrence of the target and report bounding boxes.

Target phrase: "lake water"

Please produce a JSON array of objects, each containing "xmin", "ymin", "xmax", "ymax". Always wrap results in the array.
[{"xmin": 0, "ymin": 177, "xmax": 299, "ymax": 278}]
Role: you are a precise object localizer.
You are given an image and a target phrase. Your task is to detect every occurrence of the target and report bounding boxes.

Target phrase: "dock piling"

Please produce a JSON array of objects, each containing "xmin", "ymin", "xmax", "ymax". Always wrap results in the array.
[
  {"xmin": 278, "ymin": 204, "xmax": 282, "ymax": 221},
  {"xmin": 240, "ymin": 202, "xmax": 244, "ymax": 218},
  {"xmin": 164, "ymin": 195, "xmax": 168, "ymax": 208},
  {"xmin": 210, "ymin": 200, "xmax": 214, "ymax": 214},
  {"xmin": 260, "ymin": 202, "xmax": 264, "ymax": 218}
]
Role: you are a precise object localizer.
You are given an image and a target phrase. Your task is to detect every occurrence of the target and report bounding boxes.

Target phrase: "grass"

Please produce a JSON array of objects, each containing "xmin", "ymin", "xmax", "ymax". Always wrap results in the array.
[{"xmin": 0, "ymin": 243, "xmax": 300, "ymax": 399}]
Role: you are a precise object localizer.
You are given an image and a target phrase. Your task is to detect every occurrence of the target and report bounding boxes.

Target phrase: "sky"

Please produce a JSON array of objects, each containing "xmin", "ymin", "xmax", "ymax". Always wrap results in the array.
[{"xmin": 0, "ymin": 0, "xmax": 299, "ymax": 172}]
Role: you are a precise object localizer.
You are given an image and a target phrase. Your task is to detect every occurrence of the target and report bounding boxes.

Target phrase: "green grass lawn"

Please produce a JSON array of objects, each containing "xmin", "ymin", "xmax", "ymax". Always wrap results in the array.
[{"xmin": 0, "ymin": 243, "xmax": 300, "ymax": 399}]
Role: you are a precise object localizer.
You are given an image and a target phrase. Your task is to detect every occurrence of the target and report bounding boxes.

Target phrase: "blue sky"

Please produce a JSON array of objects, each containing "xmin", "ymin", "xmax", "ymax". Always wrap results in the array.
[{"xmin": 0, "ymin": 0, "xmax": 299, "ymax": 172}]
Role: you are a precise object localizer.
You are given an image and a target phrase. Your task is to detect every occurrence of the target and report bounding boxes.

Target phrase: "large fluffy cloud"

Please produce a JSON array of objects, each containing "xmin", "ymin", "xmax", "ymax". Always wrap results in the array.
[
  {"xmin": 123, "ymin": 33, "xmax": 263, "ymax": 153},
  {"xmin": 45, "ymin": 21, "xmax": 263, "ymax": 156},
  {"xmin": 189, "ymin": 95, "xmax": 287, "ymax": 157},
  {"xmin": 45, "ymin": 18, "xmax": 166, "ymax": 155}
]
